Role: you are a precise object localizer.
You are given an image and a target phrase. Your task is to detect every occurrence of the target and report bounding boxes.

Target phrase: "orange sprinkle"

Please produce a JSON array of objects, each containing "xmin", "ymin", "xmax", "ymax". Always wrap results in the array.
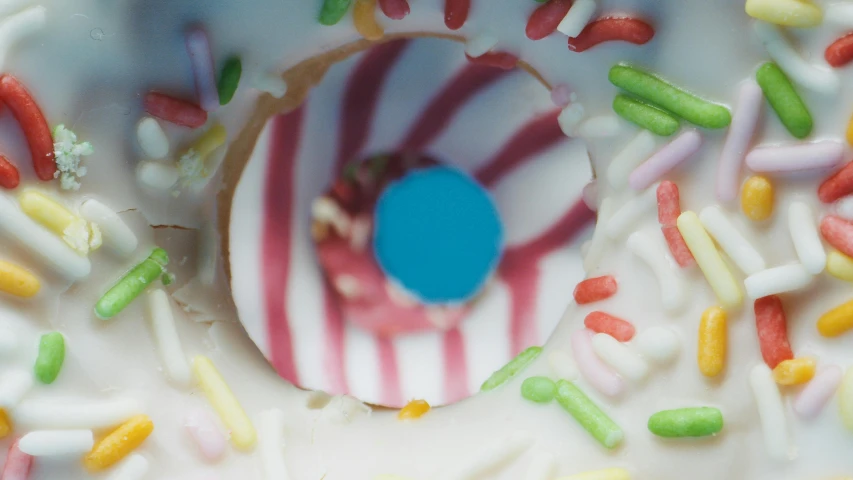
[
  {"xmin": 772, "ymin": 357, "xmax": 816, "ymax": 385},
  {"xmin": 697, "ymin": 306, "xmax": 727, "ymax": 377},
  {"xmin": 0, "ymin": 409, "xmax": 11, "ymax": 438},
  {"xmin": 398, "ymin": 399, "xmax": 430, "ymax": 420},
  {"xmin": 83, "ymin": 414, "xmax": 153, "ymax": 471},
  {"xmin": 354, "ymin": 0, "xmax": 384, "ymax": 41}
]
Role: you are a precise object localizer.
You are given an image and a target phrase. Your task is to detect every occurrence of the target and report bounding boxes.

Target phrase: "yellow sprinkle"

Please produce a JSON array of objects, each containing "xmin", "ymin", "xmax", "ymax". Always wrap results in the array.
[
  {"xmin": 0, "ymin": 260, "xmax": 39, "ymax": 298},
  {"xmin": 353, "ymin": 0, "xmax": 384, "ymax": 41},
  {"xmin": 745, "ymin": 0, "xmax": 823, "ymax": 28},
  {"xmin": 83, "ymin": 414, "xmax": 153, "ymax": 471},
  {"xmin": 557, "ymin": 468, "xmax": 631, "ymax": 480},
  {"xmin": 0, "ymin": 409, "xmax": 12, "ymax": 438},
  {"xmin": 18, "ymin": 190, "xmax": 91, "ymax": 254},
  {"xmin": 677, "ymin": 211, "xmax": 743, "ymax": 309},
  {"xmin": 847, "ymin": 112, "xmax": 853, "ymax": 146},
  {"xmin": 826, "ymin": 250, "xmax": 853, "ymax": 282},
  {"xmin": 772, "ymin": 358, "xmax": 816, "ymax": 385},
  {"xmin": 741, "ymin": 175, "xmax": 774, "ymax": 221},
  {"xmin": 192, "ymin": 355, "xmax": 256, "ymax": 450},
  {"xmin": 398, "ymin": 399, "xmax": 430, "ymax": 420},
  {"xmin": 698, "ymin": 306, "xmax": 726, "ymax": 378},
  {"xmin": 841, "ymin": 367, "xmax": 853, "ymax": 432},
  {"xmin": 817, "ymin": 298, "xmax": 853, "ymax": 337},
  {"xmin": 189, "ymin": 123, "xmax": 227, "ymax": 160}
]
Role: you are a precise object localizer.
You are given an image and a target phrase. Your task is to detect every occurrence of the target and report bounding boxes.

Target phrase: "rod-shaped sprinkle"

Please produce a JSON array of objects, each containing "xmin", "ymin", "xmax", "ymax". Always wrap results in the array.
[
  {"xmin": 319, "ymin": 0, "xmax": 354, "ymax": 25},
  {"xmin": 353, "ymin": 0, "xmax": 384, "ymax": 40},
  {"xmin": 745, "ymin": 140, "xmax": 843, "ymax": 173},
  {"xmin": 185, "ymin": 26, "xmax": 219, "ymax": 112},
  {"xmin": 0, "ymin": 260, "xmax": 39, "ymax": 298},
  {"xmin": 83, "ymin": 415, "xmax": 153, "ymax": 471},
  {"xmin": 754, "ymin": 295, "xmax": 794, "ymax": 369},
  {"xmin": 480, "ymin": 346, "xmax": 542, "ymax": 391},
  {"xmin": 744, "ymin": 264, "xmax": 813, "ymax": 299},
  {"xmin": 95, "ymin": 248, "xmax": 169, "ymax": 320},
  {"xmin": 699, "ymin": 205, "xmax": 766, "ymax": 275},
  {"xmin": 772, "ymin": 358, "xmax": 816, "ymax": 385},
  {"xmin": 647, "ymin": 407, "xmax": 723, "ymax": 438},
  {"xmin": 1, "ymin": 440, "xmax": 31, "ymax": 480},
  {"xmin": 826, "ymin": 250, "xmax": 853, "ymax": 281},
  {"xmin": 606, "ymin": 184, "xmax": 659, "ymax": 238},
  {"xmin": 135, "ymin": 117, "xmax": 169, "ymax": 159},
  {"xmin": 745, "ymin": 0, "xmax": 823, "ymax": 27},
  {"xmin": 754, "ymin": 22, "xmax": 839, "ymax": 95},
  {"xmin": 146, "ymin": 290, "xmax": 192, "ymax": 386},
  {"xmin": 218, "ymin": 56, "xmax": 242, "ymax": 106},
  {"xmin": 591, "ymin": 333, "xmax": 649, "ymax": 382},
  {"xmin": 755, "ymin": 62, "xmax": 812, "ymax": 139},
  {"xmin": 628, "ymin": 130, "xmax": 701, "ymax": 191},
  {"xmin": 612, "ymin": 94, "xmax": 678, "ymax": 136},
  {"xmin": 554, "ymin": 380, "xmax": 623, "ymax": 449},
  {"xmin": 750, "ymin": 364, "xmax": 791, "ymax": 460},
  {"xmin": 34, "ymin": 332, "xmax": 64, "ymax": 384},
  {"xmin": 717, "ymin": 80, "xmax": 763, "ymax": 203},
  {"xmin": 573, "ymin": 276, "xmax": 618, "ymax": 304},
  {"xmin": 817, "ymin": 298, "xmax": 853, "ymax": 337},
  {"xmin": 106, "ymin": 454, "xmax": 148, "ymax": 480},
  {"xmin": 608, "ymin": 64, "xmax": 731, "ymax": 129},
  {"xmin": 184, "ymin": 409, "xmax": 227, "ymax": 461},
  {"xmin": 19, "ymin": 430, "xmax": 94, "ymax": 456},
  {"xmin": 788, "ymin": 201, "xmax": 826, "ymax": 274},
  {"xmin": 697, "ymin": 306, "xmax": 727, "ymax": 378},
  {"xmin": 571, "ymin": 329, "xmax": 623, "ymax": 397},
  {"xmin": 741, "ymin": 175, "xmax": 774, "ymax": 222},
  {"xmin": 257, "ymin": 409, "xmax": 290, "ymax": 479},
  {"xmin": 13, "ymin": 397, "xmax": 143, "ymax": 430},
  {"xmin": 677, "ymin": 211, "xmax": 743, "ymax": 309},
  {"xmin": 607, "ymin": 131, "xmax": 657, "ymax": 189},
  {"xmin": 793, "ymin": 365, "xmax": 843, "ymax": 419},
  {"xmin": 558, "ymin": 468, "xmax": 630, "ymax": 480},
  {"xmin": 79, "ymin": 199, "xmax": 138, "ymax": 258},
  {"xmin": 192, "ymin": 355, "xmax": 256, "ymax": 450},
  {"xmin": 839, "ymin": 367, "xmax": 853, "ymax": 431}
]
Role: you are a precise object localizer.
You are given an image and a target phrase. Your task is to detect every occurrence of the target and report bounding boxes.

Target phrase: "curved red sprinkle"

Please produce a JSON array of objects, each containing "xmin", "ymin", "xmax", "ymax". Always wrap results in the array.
[
  {"xmin": 444, "ymin": 0, "xmax": 471, "ymax": 30},
  {"xmin": 662, "ymin": 226, "xmax": 694, "ymax": 268},
  {"xmin": 818, "ymin": 159, "xmax": 853, "ymax": 203},
  {"xmin": 144, "ymin": 92, "xmax": 207, "ymax": 128},
  {"xmin": 568, "ymin": 17, "xmax": 655, "ymax": 52},
  {"xmin": 0, "ymin": 155, "xmax": 20, "ymax": 189},
  {"xmin": 754, "ymin": 295, "xmax": 793, "ymax": 369},
  {"xmin": 378, "ymin": 0, "xmax": 410, "ymax": 20},
  {"xmin": 573, "ymin": 275, "xmax": 617, "ymax": 304},
  {"xmin": 526, "ymin": 0, "xmax": 573, "ymax": 41},
  {"xmin": 825, "ymin": 33, "xmax": 853, "ymax": 68},
  {"xmin": 0, "ymin": 75, "xmax": 55, "ymax": 181},
  {"xmin": 584, "ymin": 311, "xmax": 635, "ymax": 342},
  {"xmin": 465, "ymin": 52, "xmax": 518, "ymax": 70},
  {"xmin": 820, "ymin": 215, "xmax": 853, "ymax": 258}
]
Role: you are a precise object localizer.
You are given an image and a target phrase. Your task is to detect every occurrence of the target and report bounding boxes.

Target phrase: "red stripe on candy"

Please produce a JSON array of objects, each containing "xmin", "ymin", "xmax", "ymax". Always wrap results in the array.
[
  {"xmin": 376, "ymin": 336, "xmax": 404, "ymax": 406},
  {"xmin": 526, "ymin": 0, "xmax": 574, "ymax": 41},
  {"xmin": 568, "ymin": 17, "xmax": 655, "ymax": 53},
  {"xmin": 820, "ymin": 215, "xmax": 853, "ymax": 257},
  {"xmin": 322, "ymin": 282, "xmax": 349, "ymax": 395},
  {"xmin": 465, "ymin": 52, "xmax": 519, "ymax": 70},
  {"xmin": 818, "ymin": 160, "xmax": 853, "ymax": 203},
  {"xmin": 825, "ymin": 33, "xmax": 853, "ymax": 68},
  {"xmin": 442, "ymin": 328, "xmax": 470, "ymax": 403},
  {"xmin": 0, "ymin": 155, "xmax": 20, "ymax": 189},
  {"xmin": 573, "ymin": 275, "xmax": 618, "ymax": 304},
  {"xmin": 144, "ymin": 92, "xmax": 207, "ymax": 128},
  {"xmin": 378, "ymin": 0, "xmax": 410, "ymax": 20},
  {"xmin": 754, "ymin": 295, "xmax": 794, "ymax": 369},
  {"xmin": 444, "ymin": 0, "xmax": 471, "ymax": 30},
  {"xmin": 503, "ymin": 198, "xmax": 596, "ymax": 267},
  {"xmin": 0, "ymin": 75, "xmax": 55, "ymax": 181},
  {"xmin": 583, "ymin": 311, "xmax": 635, "ymax": 342}
]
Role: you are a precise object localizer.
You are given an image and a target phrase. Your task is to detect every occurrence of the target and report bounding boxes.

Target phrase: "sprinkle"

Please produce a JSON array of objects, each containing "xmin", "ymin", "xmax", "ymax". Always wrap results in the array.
[
  {"xmin": 95, "ymin": 248, "xmax": 169, "ymax": 320},
  {"xmin": 648, "ymin": 407, "xmax": 723, "ymax": 438},
  {"xmin": 573, "ymin": 276, "xmax": 617, "ymax": 304},
  {"xmin": 772, "ymin": 358, "xmax": 816, "ymax": 385},
  {"xmin": 794, "ymin": 365, "xmax": 843, "ymax": 419},
  {"xmin": 319, "ymin": 0, "xmax": 352, "ymax": 25},
  {"xmin": 753, "ymin": 295, "xmax": 794, "ymax": 369},
  {"xmin": 526, "ymin": 0, "xmax": 573, "ymax": 41},
  {"xmin": 217, "ymin": 56, "xmax": 242, "ymax": 106},
  {"xmin": 83, "ymin": 415, "xmax": 153, "ymax": 471},
  {"xmin": 0, "ymin": 155, "xmax": 19, "ymax": 189},
  {"xmin": 253, "ymin": 72, "xmax": 288, "ymax": 98},
  {"xmin": 135, "ymin": 117, "xmax": 169, "ymax": 159},
  {"xmin": 697, "ymin": 306, "xmax": 727, "ymax": 378},
  {"xmin": 571, "ymin": 329, "xmax": 623, "ymax": 397},
  {"xmin": 626, "ymin": 230, "xmax": 686, "ymax": 312},
  {"xmin": 745, "ymin": 0, "xmax": 822, "ymax": 27},
  {"xmin": 750, "ymin": 364, "xmax": 791, "ymax": 460},
  {"xmin": 834, "ymin": 196, "xmax": 853, "ymax": 220},
  {"xmin": 0, "ymin": 409, "xmax": 11, "ymax": 438},
  {"xmin": 481, "ymin": 347, "xmax": 542, "ymax": 391},
  {"xmin": 13, "ymin": 398, "xmax": 143, "ymax": 429},
  {"xmin": 521, "ymin": 377, "xmax": 557, "ymax": 403},
  {"xmin": 523, "ymin": 452, "xmax": 555, "ymax": 480},
  {"xmin": 754, "ymin": 62, "xmax": 812, "ymax": 139},
  {"xmin": 398, "ymin": 399, "xmax": 430, "ymax": 420},
  {"xmin": 699, "ymin": 205, "xmax": 766, "ymax": 275},
  {"xmin": 464, "ymin": 33, "xmax": 498, "ymax": 58},
  {"xmin": 611, "ymin": 94, "xmax": 677, "ymax": 136},
  {"xmin": 547, "ymin": 351, "xmax": 578, "ymax": 380},
  {"xmin": 577, "ymin": 115, "xmax": 622, "ymax": 138},
  {"xmin": 838, "ymin": 367, "xmax": 853, "ymax": 431},
  {"xmin": 550, "ymin": 83, "xmax": 573, "ymax": 108},
  {"xmin": 583, "ymin": 311, "xmax": 635, "ymax": 342},
  {"xmin": 821, "ymin": 215, "xmax": 853, "ymax": 257},
  {"xmin": 1, "ymin": 440, "xmax": 31, "ymax": 480},
  {"xmin": 817, "ymin": 298, "xmax": 853, "ymax": 337},
  {"xmin": 827, "ymin": 250, "xmax": 853, "ymax": 281},
  {"xmin": 661, "ymin": 225, "xmax": 694, "ymax": 268},
  {"xmin": 787, "ymin": 201, "xmax": 826, "ymax": 274},
  {"xmin": 606, "ymin": 184, "xmax": 659, "ymax": 238},
  {"xmin": 754, "ymin": 23, "xmax": 838, "ymax": 94},
  {"xmin": 825, "ymin": 33, "xmax": 853, "ymax": 68},
  {"xmin": 33, "ymin": 332, "xmax": 64, "ymax": 385},
  {"xmin": 377, "ymin": 0, "xmax": 409, "ymax": 20},
  {"xmin": 819, "ymin": 160, "xmax": 853, "ymax": 204},
  {"xmin": 557, "ymin": 102, "xmax": 585, "ymax": 136},
  {"xmin": 106, "ymin": 454, "xmax": 148, "ymax": 480},
  {"xmin": 444, "ymin": 0, "xmax": 471, "ymax": 30},
  {"xmin": 717, "ymin": 80, "xmax": 763, "ymax": 203},
  {"xmin": 591, "ymin": 333, "xmax": 648, "ymax": 382},
  {"xmin": 432, "ymin": 431, "xmax": 532, "ymax": 480},
  {"xmin": 0, "ymin": 370, "xmax": 33, "ymax": 409},
  {"xmin": 740, "ymin": 176, "xmax": 774, "ymax": 222},
  {"xmin": 557, "ymin": 0, "xmax": 596, "ymax": 37},
  {"xmin": 144, "ymin": 92, "xmax": 207, "ymax": 128},
  {"xmin": 583, "ymin": 198, "xmax": 615, "ymax": 273},
  {"xmin": 257, "ymin": 409, "xmax": 289, "ymax": 479},
  {"xmin": 352, "ymin": 0, "xmax": 383, "ymax": 40},
  {"xmin": 18, "ymin": 190, "xmax": 91, "ymax": 254},
  {"xmin": 146, "ymin": 289, "xmax": 192, "ymax": 386},
  {"xmin": 465, "ymin": 51, "xmax": 519, "ymax": 69},
  {"xmin": 185, "ymin": 409, "xmax": 226, "ymax": 461},
  {"xmin": 568, "ymin": 17, "xmax": 654, "ymax": 52},
  {"xmin": 557, "ymin": 469, "xmax": 629, "ymax": 480},
  {"xmin": 178, "ymin": 123, "xmax": 227, "ymax": 187},
  {"xmin": 19, "ymin": 430, "xmax": 93, "ymax": 456},
  {"xmin": 582, "ymin": 180, "xmax": 597, "ymax": 211},
  {"xmin": 628, "ymin": 130, "xmax": 702, "ymax": 191},
  {"xmin": 0, "ymin": 75, "xmax": 54, "ymax": 181},
  {"xmin": 608, "ymin": 64, "xmax": 731, "ymax": 129},
  {"xmin": 607, "ymin": 131, "xmax": 656, "ymax": 189},
  {"xmin": 136, "ymin": 161, "xmax": 179, "ymax": 191},
  {"xmin": 80, "ymin": 199, "xmax": 138, "ymax": 258},
  {"xmin": 677, "ymin": 211, "xmax": 742, "ymax": 309},
  {"xmin": 554, "ymin": 380, "xmax": 623, "ymax": 449},
  {"xmin": 745, "ymin": 141, "xmax": 843, "ymax": 173},
  {"xmin": 0, "ymin": 260, "xmax": 39, "ymax": 298},
  {"xmin": 192, "ymin": 355, "xmax": 256, "ymax": 450},
  {"xmin": 0, "ymin": 7, "xmax": 46, "ymax": 72},
  {"xmin": 656, "ymin": 181, "xmax": 680, "ymax": 226}
]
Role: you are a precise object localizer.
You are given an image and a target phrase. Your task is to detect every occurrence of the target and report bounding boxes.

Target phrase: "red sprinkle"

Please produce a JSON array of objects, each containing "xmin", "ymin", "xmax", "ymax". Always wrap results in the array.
[
  {"xmin": 657, "ymin": 180, "xmax": 681, "ymax": 226},
  {"xmin": 465, "ymin": 52, "xmax": 518, "ymax": 70},
  {"xmin": 825, "ymin": 33, "xmax": 853, "ymax": 68},
  {"xmin": 378, "ymin": 0, "xmax": 410, "ymax": 20},
  {"xmin": 444, "ymin": 0, "xmax": 470, "ymax": 30},
  {"xmin": 0, "ymin": 155, "xmax": 20, "ymax": 189},
  {"xmin": 144, "ymin": 92, "xmax": 207, "ymax": 128},
  {"xmin": 573, "ymin": 275, "xmax": 617, "ymax": 304},
  {"xmin": 583, "ymin": 311, "xmax": 635, "ymax": 342},
  {"xmin": 526, "ymin": 0, "xmax": 574, "ymax": 41},
  {"xmin": 662, "ymin": 226, "xmax": 694, "ymax": 268},
  {"xmin": 568, "ymin": 17, "xmax": 655, "ymax": 53},
  {"xmin": 754, "ymin": 296, "xmax": 794, "ymax": 369},
  {"xmin": 818, "ymin": 160, "xmax": 853, "ymax": 203},
  {"xmin": 820, "ymin": 215, "xmax": 853, "ymax": 257},
  {"xmin": 0, "ymin": 75, "xmax": 55, "ymax": 181},
  {"xmin": 2, "ymin": 440, "xmax": 32, "ymax": 480}
]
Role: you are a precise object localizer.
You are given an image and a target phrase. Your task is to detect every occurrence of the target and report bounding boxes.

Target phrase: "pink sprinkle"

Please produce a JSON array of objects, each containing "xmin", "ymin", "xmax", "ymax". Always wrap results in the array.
[
  {"xmin": 745, "ymin": 140, "xmax": 844, "ymax": 173},
  {"xmin": 656, "ymin": 181, "xmax": 681, "ymax": 226},
  {"xmin": 185, "ymin": 409, "xmax": 227, "ymax": 461},
  {"xmin": 716, "ymin": 80, "xmax": 762, "ymax": 203},
  {"xmin": 2, "ymin": 440, "xmax": 32, "ymax": 480},
  {"xmin": 820, "ymin": 215, "xmax": 853, "ymax": 257},
  {"xmin": 628, "ymin": 130, "xmax": 702, "ymax": 191},
  {"xmin": 570, "ymin": 329, "xmax": 623, "ymax": 397},
  {"xmin": 185, "ymin": 26, "xmax": 219, "ymax": 112},
  {"xmin": 793, "ymin": 365, "xmax": 843, "ymax": 419},
  {"xmin": 582, "ymin": 180, "xmax": 597, "ymax": 211},
  {"xmin": 551, "ymin": 83, "xmax": 573, "ymax": 108}
]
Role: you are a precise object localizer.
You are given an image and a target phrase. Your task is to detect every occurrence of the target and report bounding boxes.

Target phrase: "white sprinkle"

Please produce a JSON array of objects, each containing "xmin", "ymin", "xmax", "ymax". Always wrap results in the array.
[
  {"xmin": 254, "ymin": 72, "xmax": 288, "ymax": 98},
  {"xmin": 523, "ymin": 452, "xmax": 555, "ymax": 480},
  {"xmin": 547, "ymin": 350, "xmax": 578, "ymax": 380},
  {"xmin": 833, "ymin": 195, "xmax": 853, "ymax": 220},
  {"xmin": 591, "ymin": 333, "xmax": 648, "ymax": 382},
  {"xmin": 745, "ymin": 140, "xmax": 844, "ymax": 173},
  {"xmin": 577, "ymin": 115, "xmax": 621, "ymax": 138},
  {"xmin": 558, "ymin": 102, "xmax": 585, "ymax": 137},
  {"xmin": 106, "ymin": 454, "xmax": 149, "ymax": 480},
  {"xmin": 754, "ymin": 21, "xmax": 839, "ymax": 94},
  {"xmin": 626, "ymin": 230, "xmax": 686, "ymax": 312},
  {"xmin": 79, "ymin": 199, "xmax": 138, "ymax": 258},
  {"xmin": 0, "ymin": 369, "xmax": 32, "ymax": 408},
  {"xmin": 557, "ymin": 0, "xmax": 596, "ymax": 37},
  {"xmin": 198, "ymin": 221, "xmax": 218, "ymax": 285},
  {"xmin": 0, "ymin": 326, "xmax": 18, "ymax": 356},
  {"xmin": 841, "ymin": 367, "xmax": 853, "ymax": 431},
  {"xmin": 634, "ymin": 326, "xmax": 680, "ymax": 364},
  {"xmin": 147, "ymin": 289, "xmax": 192, "ymax": 386},
  {"xmin": 258, "ymin": 409, "xmax": 290, "ymax": 480},
  {"xmin": 699, "ymin": 205, "xmax": 766, "ymax": 275},
  {"xmin": 14, "ymin": 397, "xmax": 142, "ymax": 429},
  {"xmin": 432, "ymin": 431, "xmax": 533, "ymax": 480},
  {"xmin": 793, "ymin": 365, "xmax": 843, "ymax": 419},
  {"xmin": 788, "ymin": 201, "xmax": 825, "ymax": 275},
  {"xmin": 717, "ymin": 80, "xmax": 763, "ymax": 203},
  {"xmin": 582, "ymin": 181, "xmax": 597, "ymax": 211},
  {"xmin": 744, "ymin": 263, "xmax": 813, "ymax": 299},
  {"xmin": 607, "ymin": 131, "xmax": 657, "ymax": 190},
  {"xmin": 750, "ymin": 364, "xmax": 792, "ymax": 461},
  {"xmin": 464, "ymin": 33, "xmax": 499, "ymax": 58},
  {"xmin": 136, "ymin": 117, "xmax": 170, "ymax": 159},
  {"xmin": 18, "ymin": 430, "xmax": 94, "ymax": 456},
  {"xmin": 583, "ymin": 198, "xmax": 615, "ymax": 273},
  {"xmin": 826, "ymin": 3, "xmax": 853, "ymax": 27},
  {"xmin": 0, "ymin": 6, "xmax": 46, "ymax": 71},
  {"xmin": 606, "ymin": 183, "xmax": 659, "ymax": 239},
  {"xmin": 185, "ymin": 408, "xmax": 227, "ymax": 461},
  {"xmin": 136, "ymin": 161, "xmax": 179, "ymax": 191}
]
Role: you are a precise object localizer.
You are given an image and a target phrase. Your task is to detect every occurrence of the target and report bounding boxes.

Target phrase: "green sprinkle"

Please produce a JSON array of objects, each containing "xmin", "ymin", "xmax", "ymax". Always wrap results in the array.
[
  {"xmin": 612, "ymin": 94, "xmax": 679, "ymax": 136},
  {"xmin": 319, "ymin": 0, "xmax": 353, "ymax": 26},
  {"xmin": 647, "ymin": 407, "xmax": 723, "ymax": 438},
  {"xmin": 480, "ymin": 346, "xmax": 542, "ymax": 391},
  {"xmin": 161, "ymin": 271, "xmax": 176, "ymax": 286},
  {"xmin": 95, "ymin": 248, "xmax": 169, "ymax": 320},
  {"xmin": 609, "ymin": 64, "xmax": 732, "ymax": 129},
  {"xmin": 218, "ymin": 56, "xmax": 242, "ymax": 106},
  {"xmin": 34, "ymin": 332, "xmax": 65, "ymax": 384},
  {"xmin": 755, "ymin": 62, "xmax": 813, "ymax": 139},
  {"xmin": 521, "ymin": 376, "xmax": 556, "ymax": 403},
  {"xmin": 555, "ymin": 380, "xmax": 623, "ymax": 449}
]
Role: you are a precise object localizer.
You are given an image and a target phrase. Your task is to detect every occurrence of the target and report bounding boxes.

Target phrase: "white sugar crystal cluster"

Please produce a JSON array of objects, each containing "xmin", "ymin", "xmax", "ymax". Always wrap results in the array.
[{"xmin": 53, "ymin": 125, "xmax": 93, "ymax": 190}]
